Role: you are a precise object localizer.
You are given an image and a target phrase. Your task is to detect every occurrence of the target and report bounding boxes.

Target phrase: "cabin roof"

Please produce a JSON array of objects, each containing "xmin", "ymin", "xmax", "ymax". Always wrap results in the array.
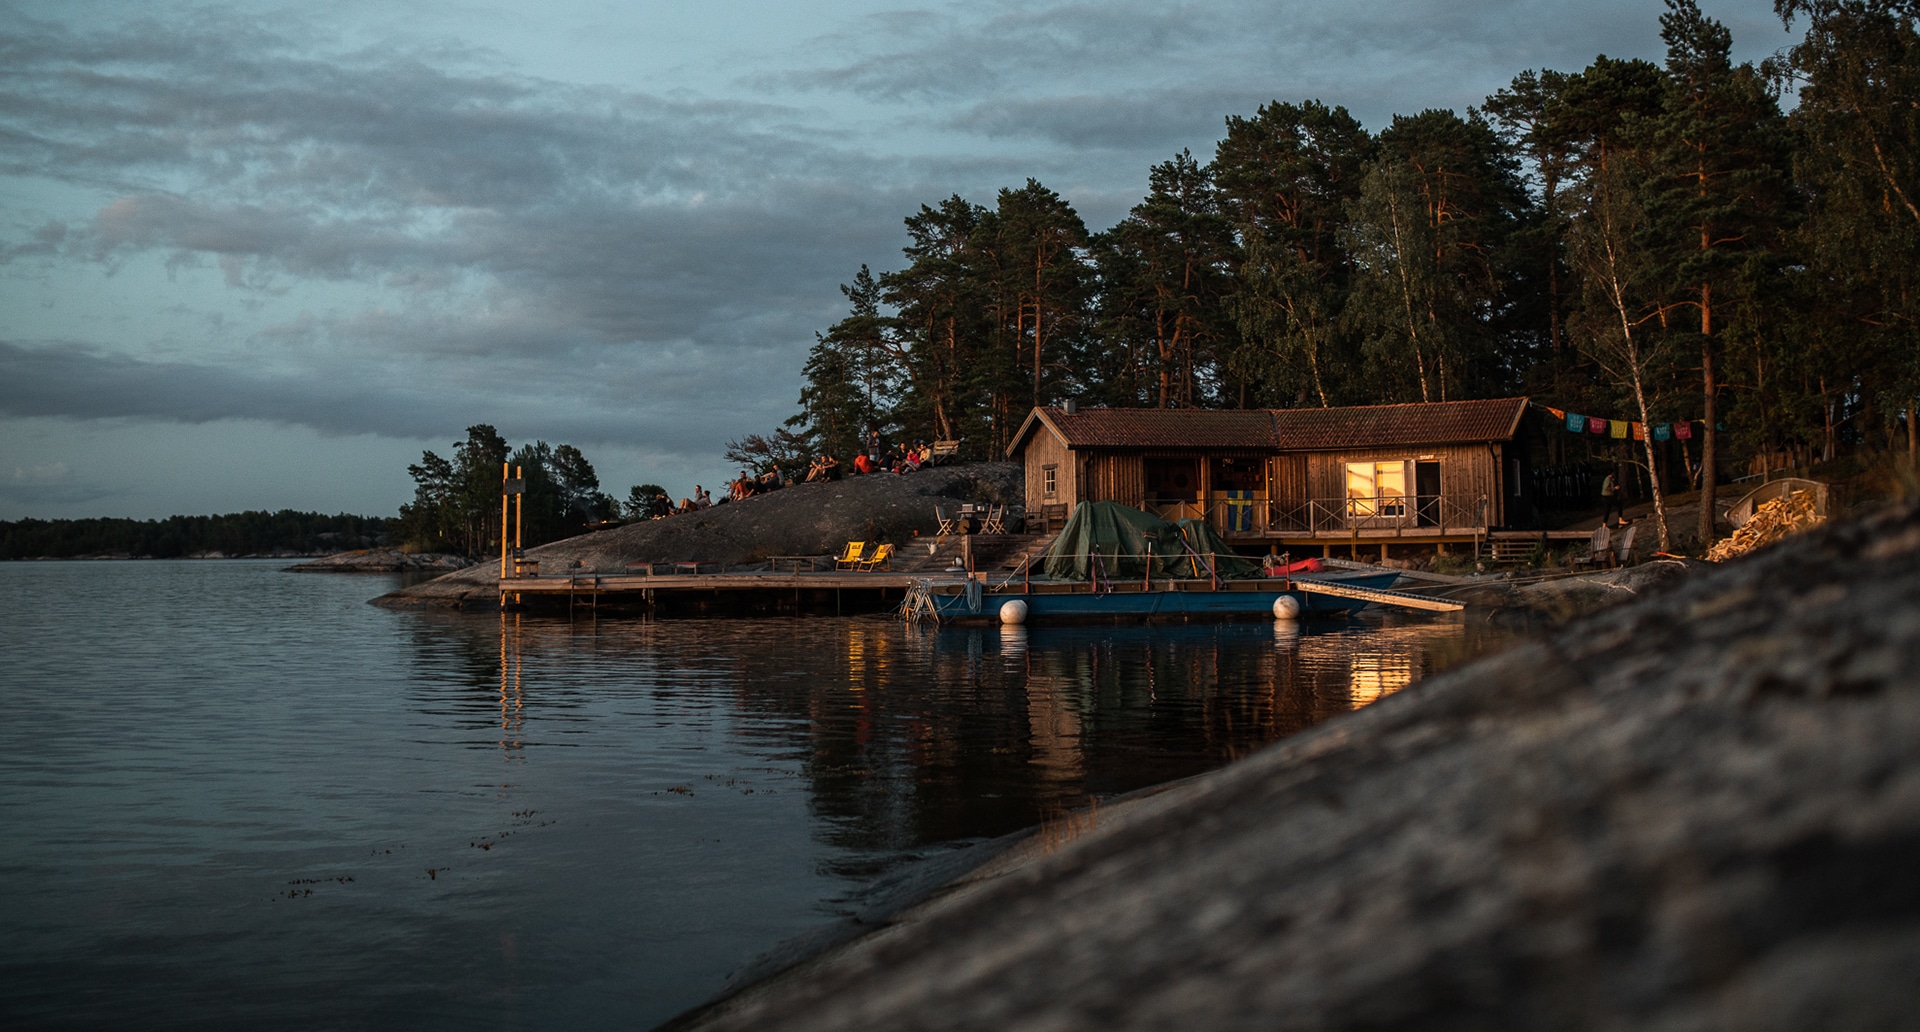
[
  {"xmin": 1268, "ymin": 398, "xmax": 1529, "ymax": 450},
  {"xmin": 1007, "ymin": 398, "xmax": 1528, "ymax": 455}
]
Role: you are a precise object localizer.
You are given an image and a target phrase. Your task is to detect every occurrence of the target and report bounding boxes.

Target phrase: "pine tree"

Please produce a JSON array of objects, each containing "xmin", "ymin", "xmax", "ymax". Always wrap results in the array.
[{"xmin": 1091, "ymin": 151, "xmax": 1239, "ymax": 408}]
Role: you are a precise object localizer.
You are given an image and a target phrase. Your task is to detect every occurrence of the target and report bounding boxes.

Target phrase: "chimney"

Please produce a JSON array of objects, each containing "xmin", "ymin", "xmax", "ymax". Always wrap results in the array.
[{"xmin": 1062, "ymin": 399, "xmax": 1078, "ymax": 415}]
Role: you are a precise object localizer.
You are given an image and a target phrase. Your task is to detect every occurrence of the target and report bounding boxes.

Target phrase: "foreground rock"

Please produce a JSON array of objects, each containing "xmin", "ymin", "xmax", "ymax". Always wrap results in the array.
[
  {"xmin": 373, "ymin": 463, "xmax": 1022, "ymax": 609},
  {"xmin": 284, "ymin": 549, "xmax": 476, "ymax": 573},
  {"xmin": 672, "ymin": 504, "xmax": 1920, "ymax": 1031}
]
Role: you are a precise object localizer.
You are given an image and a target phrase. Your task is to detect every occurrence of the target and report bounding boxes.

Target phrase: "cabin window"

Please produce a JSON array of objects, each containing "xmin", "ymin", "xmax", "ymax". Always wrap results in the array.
[
  {"xmin": 1042, "ymin": 465, "xmax": 1057, "ymax": 496},
  {"xmin": 1345, "ymin": 461, "xmax": 1407, "ymax": 518},
  {"xmin": 1210, "ymin": 456, "xmax": 1265, "ymax": 493},
  {"xmin": 1144, "ymin": 456, "xmax": 1200, "ymax": 503}
]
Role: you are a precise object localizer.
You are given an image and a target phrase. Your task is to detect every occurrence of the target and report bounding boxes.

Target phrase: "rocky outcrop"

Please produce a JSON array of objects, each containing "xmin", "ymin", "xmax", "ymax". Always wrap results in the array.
[
  {"xmin": 670, "ymin": 502, "xmax": 1920, "ymax": 1031},
  {"xmin": 284, "ymin": 549, "xmax": 476, "ymax": 572},
  {"xmin": 372, "ymin": 462, "xmax": 1022, "ymax": 609}
]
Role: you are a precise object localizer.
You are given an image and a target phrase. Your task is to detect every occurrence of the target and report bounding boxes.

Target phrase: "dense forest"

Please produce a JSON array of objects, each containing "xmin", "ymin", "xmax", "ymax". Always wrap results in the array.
[
  {"xmin": 0, "ymin": 511, "xmax": 393, "ymax": 560},
  {"xmin": 771, "ymin": 0, "xmax": 1920, "ymax": 546}
]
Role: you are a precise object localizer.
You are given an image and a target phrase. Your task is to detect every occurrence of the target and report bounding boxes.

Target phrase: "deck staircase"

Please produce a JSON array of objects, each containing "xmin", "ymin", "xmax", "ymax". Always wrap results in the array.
[{"xmin": 897, "ymin": 533, "xmax": 1057, "ymax": 576}]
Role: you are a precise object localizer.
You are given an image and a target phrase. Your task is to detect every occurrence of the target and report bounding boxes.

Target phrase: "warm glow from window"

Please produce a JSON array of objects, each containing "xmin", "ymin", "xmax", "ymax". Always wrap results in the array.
[
  {"xmin": 1345, "ymin": 461, "xmax": 1407, "ymax": 517},
  {"xmin": 1348, "ymin": 652, "xmax": 1415, "ymax": 706}
]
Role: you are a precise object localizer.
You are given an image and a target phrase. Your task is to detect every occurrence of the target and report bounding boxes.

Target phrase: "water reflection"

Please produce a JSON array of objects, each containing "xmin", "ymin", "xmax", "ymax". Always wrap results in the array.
[
  {"xmin": 0, "ymin": 560, "xmax": 1522, "ymax": 1031},
  {"xmin": 498, "ymin": 612, "xmax": 525, "ymax": 758},
  {"xmin": 466, "ymin": 613, "xmax": 1514, "ymax": 862}
]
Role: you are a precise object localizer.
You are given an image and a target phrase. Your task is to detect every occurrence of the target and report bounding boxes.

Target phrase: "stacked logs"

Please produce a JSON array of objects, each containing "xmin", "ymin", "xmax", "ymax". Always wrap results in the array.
[{"xmin": 1705, "ymin": 489, "xmax": 1823, "ymax": 561}]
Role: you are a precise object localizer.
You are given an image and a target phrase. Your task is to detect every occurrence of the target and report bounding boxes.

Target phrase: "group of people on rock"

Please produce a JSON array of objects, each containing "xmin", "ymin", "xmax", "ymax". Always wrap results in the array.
[
  {"xmin": 803, "ymin": 436, "xmax": 936, "ymax": 484},
  {"xmin": 638, "ymin": 432, "xmax": 942, "ymax": 520}
]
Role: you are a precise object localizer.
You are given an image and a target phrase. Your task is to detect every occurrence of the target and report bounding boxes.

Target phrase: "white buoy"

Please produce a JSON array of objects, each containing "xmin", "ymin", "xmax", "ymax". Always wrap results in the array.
[
  {"xmin": 1272, "ymin": 594, "xmax": 1302, "ymax": 620},
  {"xmin": 999, "ymin": 599, "xmax": 1028, "ymax": 625}
]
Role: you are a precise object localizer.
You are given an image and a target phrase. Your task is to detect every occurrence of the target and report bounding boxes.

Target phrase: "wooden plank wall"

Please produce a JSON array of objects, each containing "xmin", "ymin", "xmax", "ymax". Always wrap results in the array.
[
  {"xmin": 1301, "ymin": 443, "xmax": 1504, "ymax": 525},
  {"xmin": 1022, "ymin": 431, "xmax": 1076, "ymax": 511},
  {"xmin": 1023, "ymin": 436, "xmax": 1513, "ymax": 527},
  {"xmin": 1086, "ymin": 453, "xmax": 1145, "ymax": 508},
  {"xmin": 1269, "ymin": 454, "xmax": 1308, "ymax": 502}
]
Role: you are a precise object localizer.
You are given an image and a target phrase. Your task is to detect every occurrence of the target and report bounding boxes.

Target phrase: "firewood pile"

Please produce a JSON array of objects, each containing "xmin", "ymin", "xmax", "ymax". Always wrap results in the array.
[{"xmin": 1705, "ymin": 490, "xmax": 1823, "ymax": 561}]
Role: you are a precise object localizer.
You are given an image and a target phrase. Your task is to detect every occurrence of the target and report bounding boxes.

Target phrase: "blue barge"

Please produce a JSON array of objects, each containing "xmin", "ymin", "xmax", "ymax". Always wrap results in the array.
[{"xmin": 913, "ymin": 569, "xmax": 1432, "ymax": 625}]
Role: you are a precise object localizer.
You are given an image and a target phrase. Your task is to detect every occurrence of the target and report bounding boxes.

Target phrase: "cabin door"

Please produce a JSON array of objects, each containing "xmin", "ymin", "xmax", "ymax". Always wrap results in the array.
[{"xmin": 1414, "ymin": 461, "xmax": 1442, "ymax": 527}]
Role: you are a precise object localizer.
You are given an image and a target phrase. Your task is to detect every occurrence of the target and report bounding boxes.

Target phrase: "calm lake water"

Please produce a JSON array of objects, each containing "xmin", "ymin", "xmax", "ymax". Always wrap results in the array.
[{"xmin": 0, "ymin": 560, "xmax": 1516, "ymax": 1030}]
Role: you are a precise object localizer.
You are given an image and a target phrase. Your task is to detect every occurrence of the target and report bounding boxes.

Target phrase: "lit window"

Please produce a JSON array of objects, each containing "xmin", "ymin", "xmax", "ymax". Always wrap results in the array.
[{"xmin": 1345, "ymin": 461, "xmax": 1407, "ymax": 517}]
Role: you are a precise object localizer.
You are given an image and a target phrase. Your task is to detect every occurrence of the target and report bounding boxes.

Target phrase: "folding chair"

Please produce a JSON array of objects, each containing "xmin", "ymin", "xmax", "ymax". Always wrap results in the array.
[
  {"xmin": 834, "ymin": 541, "xmax": 865, "ymax": 570},
  {"xmin": 934, "ymin": 506, "xmax": 958, "ymax": 536},
  {"xmin": 980, "ymin": 505, "xmax": 1006, "ymax": 534},
  {"xmin": 858, "ymin": 543, "xmax": 894, "ymax": 571}
]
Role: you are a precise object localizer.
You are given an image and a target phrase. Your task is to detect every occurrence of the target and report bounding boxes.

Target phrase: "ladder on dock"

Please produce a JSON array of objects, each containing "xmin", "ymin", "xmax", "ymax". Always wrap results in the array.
[{"xmin": 1295, "ymin": 579, "xmax": 1465, "ymax": 612}]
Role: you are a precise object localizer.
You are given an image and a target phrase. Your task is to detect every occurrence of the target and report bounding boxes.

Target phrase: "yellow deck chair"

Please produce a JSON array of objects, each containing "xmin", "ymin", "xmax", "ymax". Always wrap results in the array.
[
  {"xmin": 859, "ymin": 542, "xmax": 894, "ymax": 571},
  {"xmin": 834, "ymin": 541, "xmax": 866, "ymax": 569}
]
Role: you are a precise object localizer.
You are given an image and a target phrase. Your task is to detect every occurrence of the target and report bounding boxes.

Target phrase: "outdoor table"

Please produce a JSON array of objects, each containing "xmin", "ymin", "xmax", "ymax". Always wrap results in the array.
[
  {"xmin": 767, "ymin": 555, "xmax": 823, "ymax": 573},
  {"xmin": 956, "ymin": 504, "xmax": 980, "ymax": 534}
]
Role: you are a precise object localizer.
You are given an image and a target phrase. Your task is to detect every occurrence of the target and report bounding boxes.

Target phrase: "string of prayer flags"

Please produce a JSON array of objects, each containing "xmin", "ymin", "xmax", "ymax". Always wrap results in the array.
[{"xmin": 1541, "ymin": 403, "xmax": 1704, "ymax": 442}]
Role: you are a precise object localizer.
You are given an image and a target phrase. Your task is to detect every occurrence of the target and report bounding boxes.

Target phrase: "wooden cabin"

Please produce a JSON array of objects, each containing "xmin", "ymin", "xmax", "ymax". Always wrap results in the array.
[{"xmin": 1007, "ymin": 398, "xmax": 1532, "ymax": 554}]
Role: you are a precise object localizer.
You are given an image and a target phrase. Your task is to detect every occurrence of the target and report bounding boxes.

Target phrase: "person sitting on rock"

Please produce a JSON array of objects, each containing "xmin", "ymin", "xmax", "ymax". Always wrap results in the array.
[
  {"xmin": 757, "ymin": 468, "xmax": 784, "ymax": 492},
  {"xmin": 853, "ymin": 452, "xmax": 875, "ymax": 476},
  {"xmin": 805, "ymin": 455, "xmax": 829, "ymax": 483},
  {"xmin": 676, "ymin": 497, "xmax": 695, "ymax": 515},
  {"xmin": 694, "ymin": 486, "xmax": 711, "ymax": 509},
  {"xmin": 650, "ymin": 493, "xmax": 671, "ymax": 519}
]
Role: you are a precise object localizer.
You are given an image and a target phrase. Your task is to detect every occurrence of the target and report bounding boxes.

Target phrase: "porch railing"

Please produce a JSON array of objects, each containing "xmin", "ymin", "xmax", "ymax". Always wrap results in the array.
[
  {"xmin": 1264, "ymin": 494, "xmax": 1489, "ymax": 535},
  {"xmin": 1143, "ymin": 494, "xmax": 1489, "ymax": 536}
]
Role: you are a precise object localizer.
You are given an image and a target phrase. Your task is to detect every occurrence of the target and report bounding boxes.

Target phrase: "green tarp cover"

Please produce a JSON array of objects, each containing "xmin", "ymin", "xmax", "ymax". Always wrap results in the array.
[
  {"xmin": 1040, "ymin": 501, "xmax": 1259, "ymax": 581},
  {"xmin": 1173, "ymin": 517, "xmax": 1262, "ymax": 579}
]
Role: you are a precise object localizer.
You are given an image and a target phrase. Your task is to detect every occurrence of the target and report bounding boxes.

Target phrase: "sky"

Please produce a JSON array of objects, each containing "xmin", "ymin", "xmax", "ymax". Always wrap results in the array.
[{"xmin": 0, "ymin": 0, "xmax": 1798, "ymax": 520}]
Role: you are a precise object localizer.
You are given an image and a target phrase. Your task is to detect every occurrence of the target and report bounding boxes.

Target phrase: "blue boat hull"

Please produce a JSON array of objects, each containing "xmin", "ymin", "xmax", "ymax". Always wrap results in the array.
[{"xmin": 927, "ymin": 573, "xmax": 1403, "ymax": 624}]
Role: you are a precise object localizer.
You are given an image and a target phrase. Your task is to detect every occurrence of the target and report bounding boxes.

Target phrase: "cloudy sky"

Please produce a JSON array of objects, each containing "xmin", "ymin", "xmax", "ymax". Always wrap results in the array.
[{"xmin": 0, "ymin": 0, "xmax": 1795, "ymax": 519}]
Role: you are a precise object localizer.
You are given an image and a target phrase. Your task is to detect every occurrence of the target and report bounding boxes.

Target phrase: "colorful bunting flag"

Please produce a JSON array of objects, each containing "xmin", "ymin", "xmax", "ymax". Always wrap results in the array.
[
  {"xmin": 1610, "ymin": 420, "xmax": 1629, "ymax": 439},
  {"xmin": 1589, "ymin": 417, "xmax": 1609, "ymax": 434},
  {"xmin": 1675, "ymin": 421, "xmax": 1693, "ymax": 440},
  {"xmin": 1654, "ymin": 423, "xmax": 1672, "ymax": 441},
  {"xmin": 1566, "ymin": 412, "xmax": 1586, "ymax": 432},
  {"xmin": 1632, "ymin": 422, "xmax": 1647, "ymax": 440}
]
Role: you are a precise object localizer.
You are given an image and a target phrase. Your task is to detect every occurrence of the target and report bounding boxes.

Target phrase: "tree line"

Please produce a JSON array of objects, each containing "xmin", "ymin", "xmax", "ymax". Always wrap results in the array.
[
  {"xmin": 780, "ymin": 0, "xmax": 1920, "ymax": 547},
  {"xmin": 398, "ymin": 424, "xmax": 621, "ymax": 555},
  {"xmin": 0, "ymin": 511, "xmax": 392, "ymax": 560}
]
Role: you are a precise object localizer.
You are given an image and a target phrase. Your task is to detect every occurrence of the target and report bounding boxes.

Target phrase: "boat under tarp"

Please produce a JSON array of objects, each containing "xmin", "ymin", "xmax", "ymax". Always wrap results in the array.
[{"xmin": 1041, "ymin": 501, "xmax": 1260, "ymax": 582}]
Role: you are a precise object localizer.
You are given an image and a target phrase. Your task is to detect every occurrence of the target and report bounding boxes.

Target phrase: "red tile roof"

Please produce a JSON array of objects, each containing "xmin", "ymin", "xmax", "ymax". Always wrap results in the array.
[
  {"xmin": 1011, "ymin": 398, "xmax": 1527, "ymax": 454},
  {"xmin": 1269, "ymin": 398, "xmax": 1528, "ymax": 450},
  {"xmin": 1024, "ymin": 408, "xmax": 1281, "ymax": 450}
]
